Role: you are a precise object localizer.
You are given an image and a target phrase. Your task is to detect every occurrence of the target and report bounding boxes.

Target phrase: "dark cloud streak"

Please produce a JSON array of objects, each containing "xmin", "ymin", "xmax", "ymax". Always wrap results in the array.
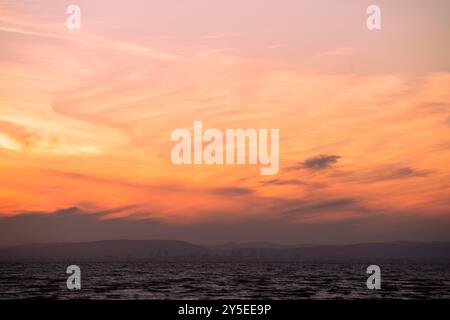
[
  {"xmin": 286, "ymin": 154, "xmax": 341, "ymax": 171},
  {"xmin": 210, "ymin": 187, "xmax": 255, "ymax": 196}
]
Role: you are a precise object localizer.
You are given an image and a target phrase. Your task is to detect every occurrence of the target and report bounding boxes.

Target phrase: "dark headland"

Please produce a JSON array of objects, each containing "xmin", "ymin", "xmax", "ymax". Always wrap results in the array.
[{"xmin": 0, "ymin": 240, "xmax": 449, "ymax": 262}]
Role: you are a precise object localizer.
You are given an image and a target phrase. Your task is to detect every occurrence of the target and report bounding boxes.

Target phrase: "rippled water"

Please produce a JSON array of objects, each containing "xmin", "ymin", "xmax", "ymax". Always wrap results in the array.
[{"xmin": 0, "ymin": 262, "xmax": 449, "ymax": 299}]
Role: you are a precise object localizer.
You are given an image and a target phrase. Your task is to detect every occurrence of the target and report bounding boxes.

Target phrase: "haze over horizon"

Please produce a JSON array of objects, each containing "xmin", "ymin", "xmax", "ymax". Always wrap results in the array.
[
  {"xmin": 1, "ymin": 206, "xmax": 449, "ymax": 247},
  {"xmin": 1, "ymin": 0, "xmax": 449, "ymax": 246}
]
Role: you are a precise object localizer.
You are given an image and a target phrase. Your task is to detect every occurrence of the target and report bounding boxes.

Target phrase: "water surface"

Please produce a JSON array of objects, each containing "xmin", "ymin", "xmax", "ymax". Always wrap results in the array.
[{"xmin": 0, "ymin": 262, "xmax": 449, "ymax": 299}]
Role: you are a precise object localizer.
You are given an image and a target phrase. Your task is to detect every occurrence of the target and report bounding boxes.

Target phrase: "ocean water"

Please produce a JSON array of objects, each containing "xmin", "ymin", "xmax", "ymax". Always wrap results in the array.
[{"xmin": 0, "ymin": 262, "xmax": 449, "ymax": 299}]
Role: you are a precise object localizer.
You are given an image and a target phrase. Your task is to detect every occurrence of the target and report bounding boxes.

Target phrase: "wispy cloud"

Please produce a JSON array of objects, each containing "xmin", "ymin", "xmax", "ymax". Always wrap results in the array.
[
  {"xmin": 286, "ymin": 155, "xmax": 341, "ymax": 171},
  {"xmin": 0, "ymin": 0, "xmax": 449, "ymax": 237}
]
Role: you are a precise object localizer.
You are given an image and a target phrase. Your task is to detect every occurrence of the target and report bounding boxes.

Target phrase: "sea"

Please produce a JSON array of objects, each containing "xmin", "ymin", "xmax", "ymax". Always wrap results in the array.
[{"xmin": 0, "ymin": 262, "xmax": 449, "ymax": 299}]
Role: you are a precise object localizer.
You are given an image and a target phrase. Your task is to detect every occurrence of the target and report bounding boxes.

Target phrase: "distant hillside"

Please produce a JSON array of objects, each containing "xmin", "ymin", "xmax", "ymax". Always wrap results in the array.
[
  {"xmin": 0, "ymin": 240, "xmax": 449, "ymax": 262},
  {"xmin": 0, "ymin": 240, "xmax": 206, "ymax": 261}
]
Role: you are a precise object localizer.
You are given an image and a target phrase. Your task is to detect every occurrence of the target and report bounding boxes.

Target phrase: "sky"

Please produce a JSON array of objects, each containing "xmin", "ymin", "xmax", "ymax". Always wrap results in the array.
[{"xmin": 0, "ymin": 0, "xmax": 449, "ymax": 245}]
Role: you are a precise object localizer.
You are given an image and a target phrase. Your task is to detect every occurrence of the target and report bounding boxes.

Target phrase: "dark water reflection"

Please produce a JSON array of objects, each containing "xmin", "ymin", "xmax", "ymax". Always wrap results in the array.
[{"xmin": 0, "ymin": 262, "xmax": 449, "ymax": 299}]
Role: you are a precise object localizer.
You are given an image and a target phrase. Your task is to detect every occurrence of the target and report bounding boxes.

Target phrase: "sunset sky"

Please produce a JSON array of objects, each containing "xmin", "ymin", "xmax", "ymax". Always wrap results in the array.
[{"xmin": 0, "ymin": 0, "xmax": 449, "ymax": 245}]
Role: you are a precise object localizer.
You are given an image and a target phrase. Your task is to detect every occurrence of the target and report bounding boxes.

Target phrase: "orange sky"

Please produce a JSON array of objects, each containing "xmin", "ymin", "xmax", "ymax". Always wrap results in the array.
[{"xmin": 0, "ymin": 1, "xmax": 449, "ymax": 239}]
